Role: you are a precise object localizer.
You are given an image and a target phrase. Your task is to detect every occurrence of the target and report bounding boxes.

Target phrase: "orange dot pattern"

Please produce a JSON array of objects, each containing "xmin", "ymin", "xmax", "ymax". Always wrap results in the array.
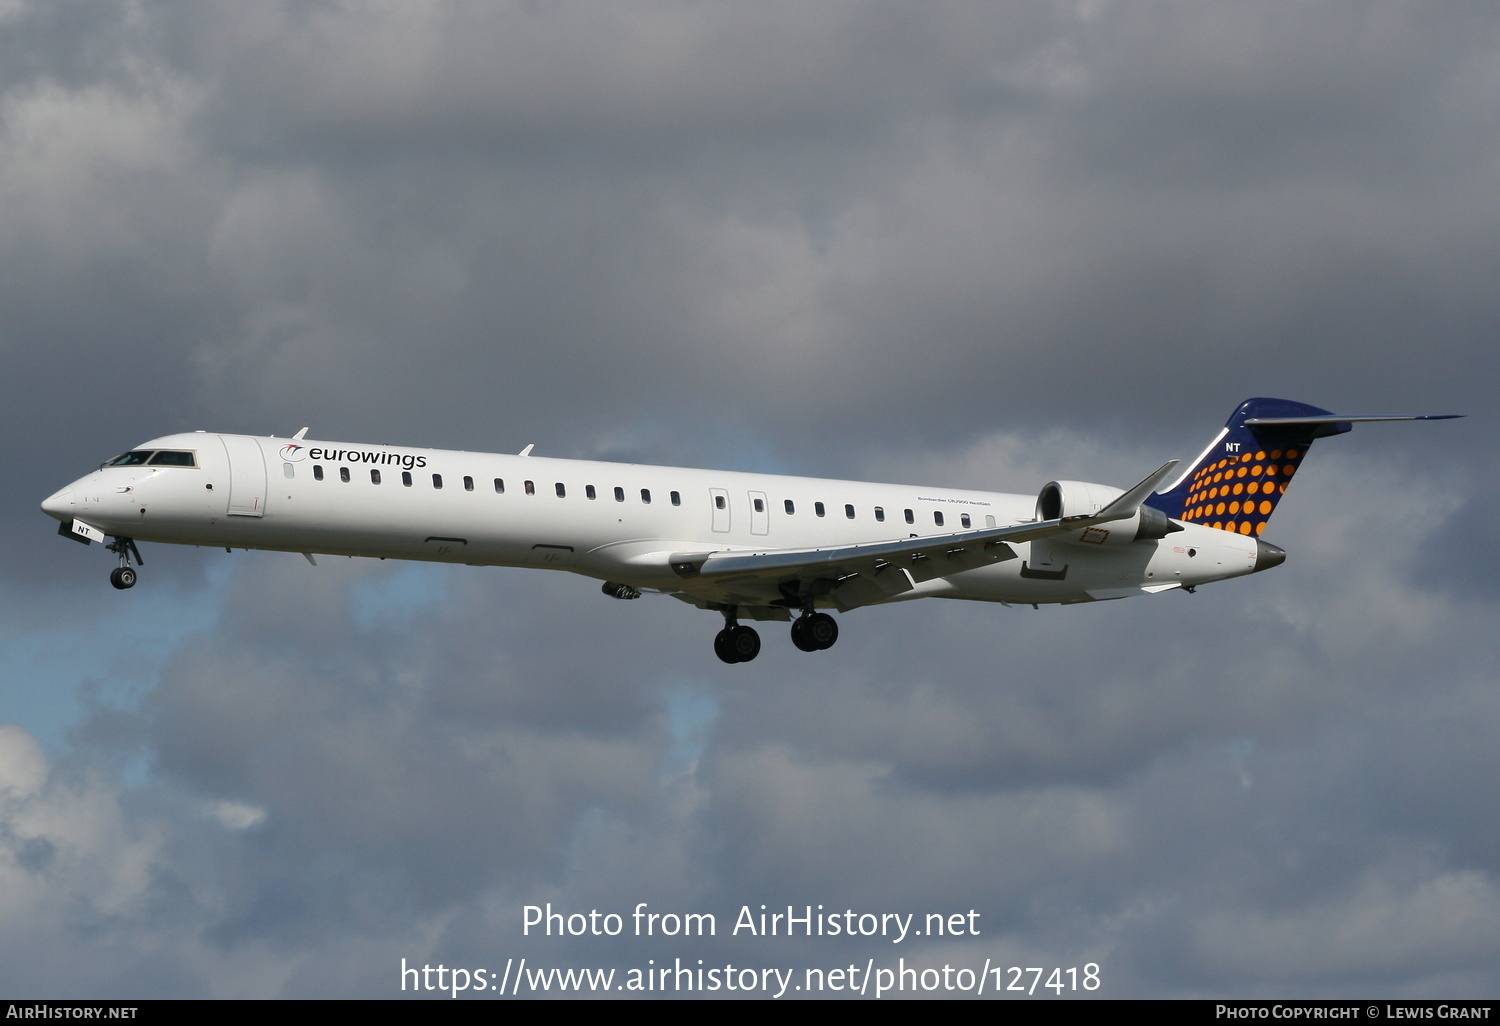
[{"xmin": 1177, "ymin": 448, "xmax": 1303, "ymax": 536}]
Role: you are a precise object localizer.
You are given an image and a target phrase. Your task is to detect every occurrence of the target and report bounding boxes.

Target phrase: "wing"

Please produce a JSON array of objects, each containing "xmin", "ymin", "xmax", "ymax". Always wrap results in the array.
[{"xmin": 665, "ymin": 460, "xmax": 1179, "ymax": 613}]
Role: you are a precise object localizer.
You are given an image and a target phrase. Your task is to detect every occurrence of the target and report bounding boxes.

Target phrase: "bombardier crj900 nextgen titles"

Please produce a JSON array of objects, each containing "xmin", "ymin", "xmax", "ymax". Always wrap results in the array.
[{"xmin": 41, "ymin": 399, "xmax": 1458, "ymax": 664}]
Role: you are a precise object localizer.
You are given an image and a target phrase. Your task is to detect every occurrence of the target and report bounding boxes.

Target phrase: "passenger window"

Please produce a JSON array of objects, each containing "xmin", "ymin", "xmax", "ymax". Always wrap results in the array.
[
  {"xmin": 784, "ymin": 499, "xmax": 795, "ymax": 514},
  {"xmin": 715, "ymin": 495, "xmax": 726, "ymax": 510},
  {"xmin": 494, "ymin": 478, "xmax": 505, "ymax": 493},
  {"xmin": 432, "ymin": 474, "xmax": 443, "ymax": 489},
  {"xmin": 875, "ymin": 507, "xmax": 885, "ymax": 522},
  {"xmin": 986, "ymin": 515, "xmax": 996, "ymax": 528},
  {"xmin": 313, "ymin": 465, "xmax": 324, "ymax": 481},
  {"xmin": 753, "ymin": 497, "xmax": 764, "ymax": 513},
  {"xmin": 403, "ymin": 471, "xmax": 412, "ymax": 487},
  {"xmin": 464, "ymin": 476, "xmax": 474, "ymax": 492},
  {"xmin": 283, "ymin": 464, "xmax": 295, "ymax": 479},
  {"xmin": 641, "ymin": 489, "xmax": 651, "ymax": 504},
  {"xmin": 371, "ymin": 469, "xmax": 381, "ymax": 484},
  {"xmin": 904, "ymin": 509, "xmax": 914, "ymax": 524},
  {"xmin": 586, "ymin": 485, "xmax": 596, "ymax": 499},
  {"xmin": 961, "ymin": 513, "xmax": 971, "ymax": 529},
  {"xmin": 555, "ymin": 483, "xmax": 566, "ymax": 498},
  {"xmin": 615, "ymin": 487, "xmax": 625, "ymax": 502},
  {"xmin": 525, "ymin": 480, "xmax": 535, "ymax": 495},
  {"xmin": 815, "ymin": 502, "xmax": 825, "ymax": 517},
  {"xmin": 671, "ymin": 491, "xmax": 681, "ymax": 506},
  {"xmin": 934, "ymin": 511, "xmax": 944, "ymax": 527},
  {"xmin": 845, "ymin": 504, "xmax": 855, "ymax": 519}
]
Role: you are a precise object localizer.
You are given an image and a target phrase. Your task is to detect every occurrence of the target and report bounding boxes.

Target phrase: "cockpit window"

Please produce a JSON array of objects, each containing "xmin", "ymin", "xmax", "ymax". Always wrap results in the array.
[{"xmin": 106, "ymin": 449, "xmax": 198, "ymax": 468}]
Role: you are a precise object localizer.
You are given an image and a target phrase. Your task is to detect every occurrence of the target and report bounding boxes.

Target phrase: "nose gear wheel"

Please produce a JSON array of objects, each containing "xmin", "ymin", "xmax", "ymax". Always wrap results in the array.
[{"xmin": 105, "ymin": 537, "xmax": 143, "ymax": 589}]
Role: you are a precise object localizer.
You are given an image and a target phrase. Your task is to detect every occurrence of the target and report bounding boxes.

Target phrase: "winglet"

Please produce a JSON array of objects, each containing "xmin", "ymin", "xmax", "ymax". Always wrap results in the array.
[
  {"xmin": 518, "ymin": 444, "xmax": 535, "ymax": 457},
  {"xmin": 293, "ymin": 427, "xmax": 309, "ymax": 441}
]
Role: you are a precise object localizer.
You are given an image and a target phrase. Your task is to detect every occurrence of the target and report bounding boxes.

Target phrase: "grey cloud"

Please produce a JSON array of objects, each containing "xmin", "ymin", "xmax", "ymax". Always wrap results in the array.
[{"xmin": 2, "ymin": 0, "xmax": 1493, "ymax": 998}]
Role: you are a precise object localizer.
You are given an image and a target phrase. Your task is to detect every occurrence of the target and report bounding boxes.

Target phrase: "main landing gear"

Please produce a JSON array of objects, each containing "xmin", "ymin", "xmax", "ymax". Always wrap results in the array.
[
  {"xmin": 714, "ymin": 622, "xmax": 761, "ymax": 664},
  {"xmin": 790, "ymin": 611, "xmax": 838, "ymax": 652},
  {"xmin": 106, "ymin": 536, "xmax": 143, "ymax": 590},
  {"xmin": 712, "ymin": 609, "xmax": 840, "ymax": 663}
]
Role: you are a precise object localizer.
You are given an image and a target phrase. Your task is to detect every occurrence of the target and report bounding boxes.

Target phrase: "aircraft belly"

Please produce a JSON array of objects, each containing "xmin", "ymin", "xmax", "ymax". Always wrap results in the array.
[{"xmin": 934, "ymin": 546, "xmax": 1156, "ymax": 604}]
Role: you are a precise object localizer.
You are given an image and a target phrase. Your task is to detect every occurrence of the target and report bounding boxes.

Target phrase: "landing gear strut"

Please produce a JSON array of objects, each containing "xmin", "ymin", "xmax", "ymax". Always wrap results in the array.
[
  {"xmin": 106, "ymin": 537, "xmax": 143, "ymax": 590},
  {"xmin": 713, "ymin": 610, "xmax": 761, "ymax": 664},
  {"xmin": 790, "ymin": 611, "xmax": 838, "ymax": 652}
]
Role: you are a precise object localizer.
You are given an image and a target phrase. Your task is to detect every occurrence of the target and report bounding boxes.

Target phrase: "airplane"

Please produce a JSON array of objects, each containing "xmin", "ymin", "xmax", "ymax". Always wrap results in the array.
[{"xmin": 40, "ymin": 398, "xmax": 1459, "ymax": 663}]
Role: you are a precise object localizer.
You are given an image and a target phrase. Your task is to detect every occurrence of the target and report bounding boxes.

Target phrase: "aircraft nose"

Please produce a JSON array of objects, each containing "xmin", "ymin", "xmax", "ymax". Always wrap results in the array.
[
  {"xmin": 41, "ymin": 487, "xmax": 75, "ymax": 521},
  {"xmin": 1253, "ymin": 539, "xmax": 1287, "ymax": 573}
]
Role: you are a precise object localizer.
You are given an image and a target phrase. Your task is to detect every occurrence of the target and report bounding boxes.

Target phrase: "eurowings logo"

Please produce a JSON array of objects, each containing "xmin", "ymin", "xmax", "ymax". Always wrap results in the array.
[{"xmin": 282, "ymin": 444, "xmax": 428, "ymax": 470}]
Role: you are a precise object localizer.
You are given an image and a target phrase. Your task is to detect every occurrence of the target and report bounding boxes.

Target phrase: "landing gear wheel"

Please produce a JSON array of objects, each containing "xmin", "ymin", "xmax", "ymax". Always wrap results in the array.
[
  {"xmin": 714, "ymin": 628, "xmax": 736, "ymax": 663},
  {"xmin": 105, "ymin": 537, "xmax": 143, "ymax": 591},
  {"xmin": 729, "ymin": 625, "xmax": 761, "ymax": 662},
  {"xmin": 807, "ymin": 612, "xmax": 837, "ymax": 650},
  {"xmin": 792, "ymin": 612, "xmax": 837, "ymax": 651},
  {"xmin": 714, "ymin": 625, "xmax": 761, "ymax": 664}
]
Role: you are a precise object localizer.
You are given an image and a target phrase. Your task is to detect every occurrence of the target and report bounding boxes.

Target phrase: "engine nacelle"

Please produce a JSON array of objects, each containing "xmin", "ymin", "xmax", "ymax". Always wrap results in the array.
[
  {"xmin": 1036, "ymin": 480, "xmax": 1181, "ymax": 546},
  {"xmin": 1036, "ymin": 480, "xmax": 1123, "ymax": 521}
]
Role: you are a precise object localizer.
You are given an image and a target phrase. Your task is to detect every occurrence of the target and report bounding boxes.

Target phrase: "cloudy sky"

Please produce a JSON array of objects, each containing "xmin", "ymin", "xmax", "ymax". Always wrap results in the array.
[{"xmin": 1, "ymin": 0, "xmax": 1494, "ymax": 999}]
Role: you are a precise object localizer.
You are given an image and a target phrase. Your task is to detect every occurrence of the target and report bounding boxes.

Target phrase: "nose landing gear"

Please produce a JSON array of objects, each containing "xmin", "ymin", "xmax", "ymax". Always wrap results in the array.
[{"xmin": 106, "ymin": 537, "xmax": 143, "ymax": 590}]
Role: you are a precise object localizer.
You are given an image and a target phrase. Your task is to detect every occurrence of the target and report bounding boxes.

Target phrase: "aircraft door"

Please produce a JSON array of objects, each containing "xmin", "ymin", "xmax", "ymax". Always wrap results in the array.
[
  {"xmin": 748, "ymin": 490, "xmax": 769, "ymax": 536},
  {"xmin": 710, "ymin": 488, "xmax": 730, "ymax": 532},
  {"xmin": 217, "ymin": 435, "xmax": 268, "ymax": 517}
]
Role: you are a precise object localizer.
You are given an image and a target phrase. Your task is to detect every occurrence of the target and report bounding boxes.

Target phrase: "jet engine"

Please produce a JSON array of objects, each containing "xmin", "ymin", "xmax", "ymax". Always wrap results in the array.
[{"xmin": 1036, "ymin": 480, "xmax": 1180, "ymax": 545}]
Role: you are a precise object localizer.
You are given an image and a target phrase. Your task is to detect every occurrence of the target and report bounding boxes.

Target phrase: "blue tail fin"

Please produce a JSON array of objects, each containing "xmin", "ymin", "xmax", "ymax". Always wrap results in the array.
[{"xmin": 1147, "ymin": 398, "xmax": 1459, "ymax": 538}]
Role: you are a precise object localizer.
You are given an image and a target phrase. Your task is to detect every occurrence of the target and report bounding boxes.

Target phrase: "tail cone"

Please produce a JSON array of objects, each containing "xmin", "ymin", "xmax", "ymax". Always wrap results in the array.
[{"xmin": 1253, "ymin": 539, "xmax": 1286, "ymax": 573}]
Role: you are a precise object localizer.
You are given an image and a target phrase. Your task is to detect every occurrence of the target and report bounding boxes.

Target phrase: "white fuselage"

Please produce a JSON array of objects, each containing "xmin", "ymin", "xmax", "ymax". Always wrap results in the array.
[{"xmin": 41, "ymin": 431, "xmax": 1263, "ymax": 618}]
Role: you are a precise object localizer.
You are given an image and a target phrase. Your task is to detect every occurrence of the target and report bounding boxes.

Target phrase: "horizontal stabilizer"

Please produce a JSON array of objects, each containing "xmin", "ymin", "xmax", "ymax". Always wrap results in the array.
[{"xmin": 1243, "ymin": 414, "xmax": 1462, "ymax": 425}]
